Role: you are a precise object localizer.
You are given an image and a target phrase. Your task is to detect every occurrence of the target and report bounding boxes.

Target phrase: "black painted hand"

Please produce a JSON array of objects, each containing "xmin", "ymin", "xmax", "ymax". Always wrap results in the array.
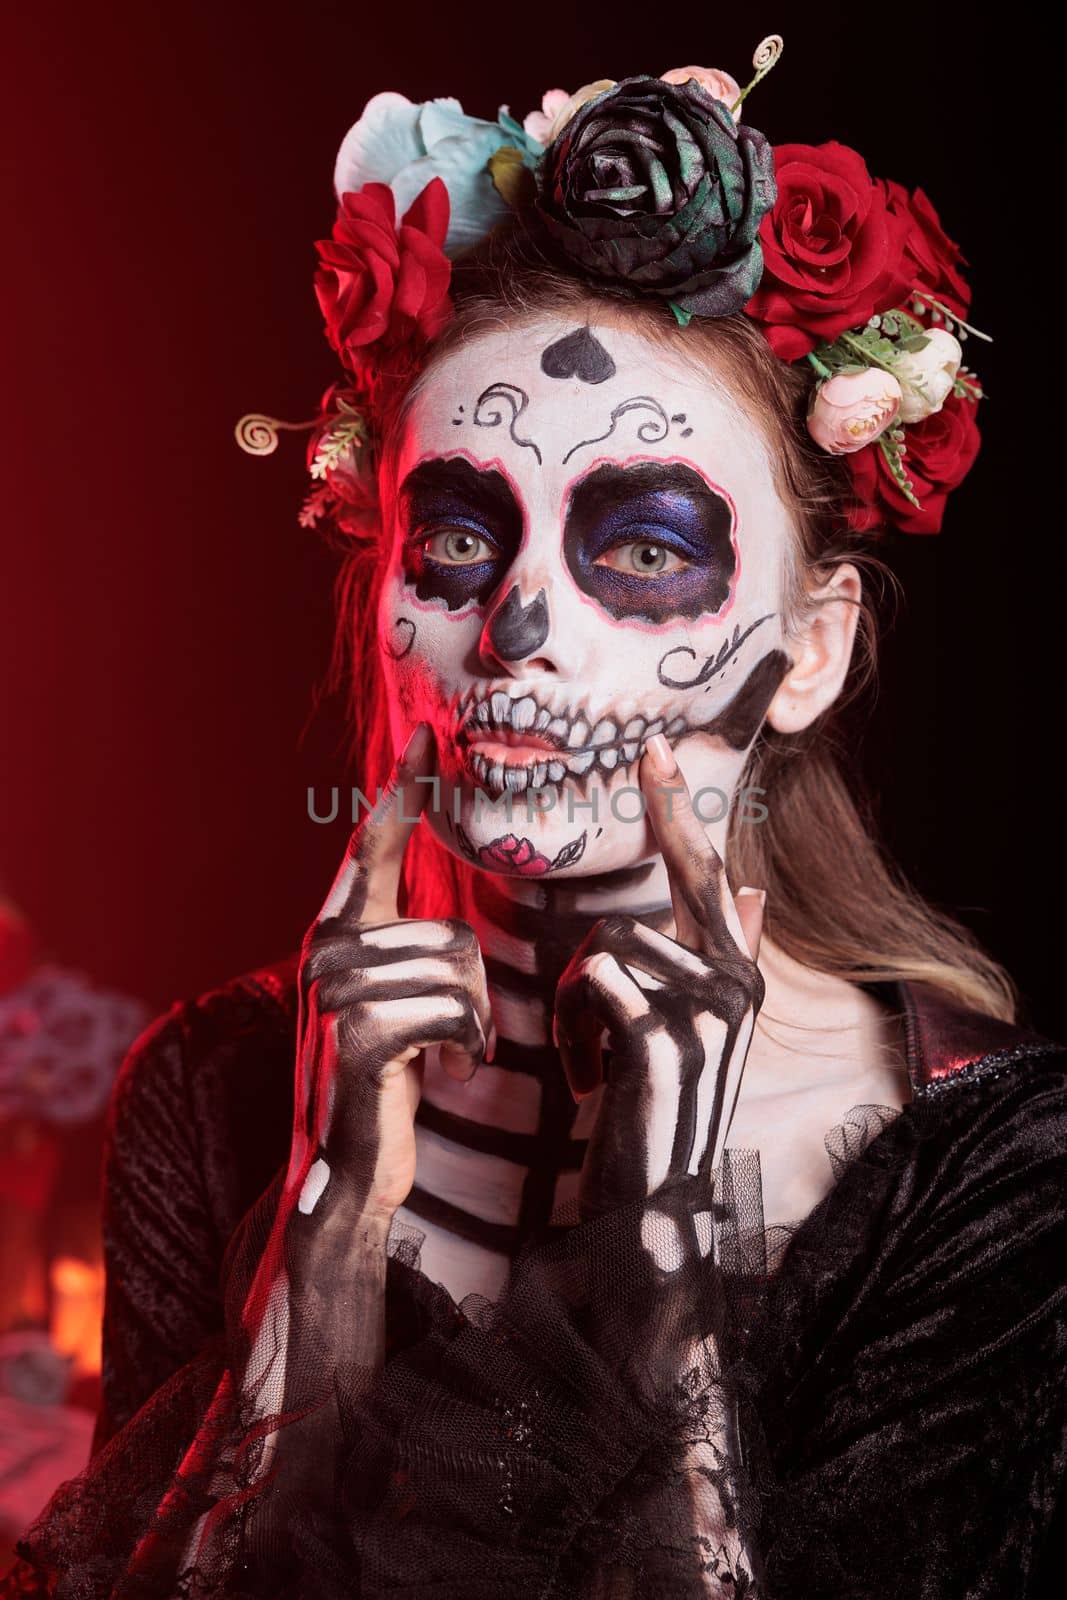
[
  {"xmin": 211, "ymin": 727, "xmax": 497, "ymax": 1551},
  {"xmin": 554, "ymin": 732, "xmax": 765, "ymax": 1226},
  {"xmin": 550, "ymin": 733, "xmax": 765, "ymax": 1584},
  {"xmin": 287, "ymin": 721, "xmax": 495, "ymax": 1237}
]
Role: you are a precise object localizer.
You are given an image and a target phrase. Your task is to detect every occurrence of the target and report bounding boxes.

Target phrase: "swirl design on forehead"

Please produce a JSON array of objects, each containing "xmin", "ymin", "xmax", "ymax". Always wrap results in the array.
[
  {"xmin": 473, "ymin": 383, "xmax": 542, "ymax": 465},
  {"xmin": 562, "ymin": 395, "xmax": 672, "ymax": 466},
  {"xmin": 453, "ymin": 381, "xmax": 694, "ymax": 470}
]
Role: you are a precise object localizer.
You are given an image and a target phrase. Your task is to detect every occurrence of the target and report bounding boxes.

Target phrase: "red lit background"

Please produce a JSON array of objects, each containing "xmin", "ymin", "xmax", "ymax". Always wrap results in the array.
[{"xmin": 0, "ymin": 0, "xmax": 1058, "ymax": 1549}]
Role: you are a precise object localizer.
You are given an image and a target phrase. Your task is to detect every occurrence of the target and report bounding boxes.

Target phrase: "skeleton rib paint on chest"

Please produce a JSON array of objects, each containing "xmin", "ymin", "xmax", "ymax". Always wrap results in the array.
[
  {"xmin": 396, "ymin": 862, "xmax": 677, "ymax": 1300},
  {"xmin": 379, "ymin": 311, "xmax": 793, "ymax": 1299}
]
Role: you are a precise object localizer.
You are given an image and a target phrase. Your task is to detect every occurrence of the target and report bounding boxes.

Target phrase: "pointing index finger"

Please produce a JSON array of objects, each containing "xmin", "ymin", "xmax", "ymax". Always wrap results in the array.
[
  {"xmin": 639, "ymin": 732, "xmax": 748, "ymax": 958},
  {"xmin": 316, "ymin": 722, "xmax": 436, "ymax": 930}
]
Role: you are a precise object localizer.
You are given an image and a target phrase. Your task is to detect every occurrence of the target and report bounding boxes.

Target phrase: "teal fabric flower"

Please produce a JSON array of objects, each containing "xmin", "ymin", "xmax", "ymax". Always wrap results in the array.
[
  {"xmin": 495, "ymin": 107, "xmax": 547, "ymax": 163},
  {"xmin": 334, "ymin": 92, "xmax": 519, "ymax": 256}
]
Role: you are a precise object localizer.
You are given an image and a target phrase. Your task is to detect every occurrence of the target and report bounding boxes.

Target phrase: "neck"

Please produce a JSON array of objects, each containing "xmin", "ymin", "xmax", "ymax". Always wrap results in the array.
[
  {"xmin": 405, "ymin": 850, "xmax": 895, "ymax": 1282},
  {"xmin": 456, "ymin": 855, "xmax": 675, "ymax": 1047},
  {"xmin": 454, "ymin": 855, "xmax": 887, "ymax": 1072}
]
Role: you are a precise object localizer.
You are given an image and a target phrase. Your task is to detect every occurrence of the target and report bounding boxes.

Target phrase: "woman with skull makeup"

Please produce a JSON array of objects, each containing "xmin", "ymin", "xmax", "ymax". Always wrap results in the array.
[{"xmin": 6, "ymin": 63, "xmax": 1065, "ymax": 1600}]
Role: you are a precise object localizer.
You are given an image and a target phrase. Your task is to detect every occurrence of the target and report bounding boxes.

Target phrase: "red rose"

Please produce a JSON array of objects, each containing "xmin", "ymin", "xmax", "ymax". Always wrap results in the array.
[
  {"xmin": 881, "ymin": 180, "xmax": 971, "ymax": 322},
  {"xmin": 478, "ymin": 834, "xmax": 552, "ymax": 877},
  {"xmin": 745, "ymin": 142, "xmax": 912, "ymax": 360},
  {"xmin": 845, "ymin": 391, "xmax": 982, "ymax": 535},
  {"xmin": 314, "ymin": 178, "xmax": 453, "ymax": 378}
]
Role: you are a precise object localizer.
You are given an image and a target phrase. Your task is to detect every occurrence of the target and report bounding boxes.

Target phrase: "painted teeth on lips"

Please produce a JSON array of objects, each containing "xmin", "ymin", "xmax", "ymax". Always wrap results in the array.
[{"xmin": 458, "ymin": 690, "xmax": 685, "ymax": 792}]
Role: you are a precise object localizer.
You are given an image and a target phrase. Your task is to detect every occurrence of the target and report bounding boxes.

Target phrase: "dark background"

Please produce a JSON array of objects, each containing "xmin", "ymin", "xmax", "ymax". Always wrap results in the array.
[{"xmin": 1, "ymin": 2, "xmax": 1058, "ymax": 1030}]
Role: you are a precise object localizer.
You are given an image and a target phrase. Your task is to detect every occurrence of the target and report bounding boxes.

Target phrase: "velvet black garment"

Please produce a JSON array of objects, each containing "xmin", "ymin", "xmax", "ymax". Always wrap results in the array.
[{"xmin": 3, "ymin": 962, "xmax": 1065, "ymax": 1598}]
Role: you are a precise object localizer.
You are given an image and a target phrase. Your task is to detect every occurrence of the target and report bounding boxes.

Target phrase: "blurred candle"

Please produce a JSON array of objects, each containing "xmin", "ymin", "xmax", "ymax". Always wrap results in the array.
[{"xmin": 50, "ymin": 1256, "xmax": 104, "ymax": 1376}]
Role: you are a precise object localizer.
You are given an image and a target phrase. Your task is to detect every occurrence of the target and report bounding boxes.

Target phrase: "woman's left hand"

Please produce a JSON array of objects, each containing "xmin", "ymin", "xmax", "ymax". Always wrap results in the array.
[
  {"xmin": 554, "ymin": 732, "xmax": 765, "ymax": 1224},
  {"xmin": 552, "ymin": 734, "xmax": 765, "ymax": 1586}
]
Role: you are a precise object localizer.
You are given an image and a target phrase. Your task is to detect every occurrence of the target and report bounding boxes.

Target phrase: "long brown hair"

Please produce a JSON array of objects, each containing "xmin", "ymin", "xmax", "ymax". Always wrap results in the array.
[{"xmin": 334, "ymin": 222, "xmax": 1016, "ymax": 1022}]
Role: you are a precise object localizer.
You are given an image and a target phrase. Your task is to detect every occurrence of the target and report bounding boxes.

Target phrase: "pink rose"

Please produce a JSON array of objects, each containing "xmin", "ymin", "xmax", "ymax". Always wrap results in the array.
[
  {"xmin": 522, "ymin": 89, "xmax": 572, "ymax": 146},
  {"xmin": 524, "ymin": 81, "xmax": 617, "ymax": 147},
  {"xmin": 661, "ymin": 65, "xmax": 742, "ymax": 118},
  {"xmin": 807, "ymin": 369, "xmax": 903, "ymax": 455}
]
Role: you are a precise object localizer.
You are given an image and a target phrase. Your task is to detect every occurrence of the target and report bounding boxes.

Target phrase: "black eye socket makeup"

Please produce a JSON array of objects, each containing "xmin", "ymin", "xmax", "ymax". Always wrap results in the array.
[
  {"xmin": 563, "ymin": 462, "xmax": 737, "ymax": 623},
  {"xmin": 397, "ymin": 457, "xmax": 522, "ymax": 611}
]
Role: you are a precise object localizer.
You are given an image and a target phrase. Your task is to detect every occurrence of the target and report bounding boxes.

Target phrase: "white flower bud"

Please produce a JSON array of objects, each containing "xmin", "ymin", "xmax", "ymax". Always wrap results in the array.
[{"xmin": 893, "ymin": 328, "xmax": 963, "ymax": 423}]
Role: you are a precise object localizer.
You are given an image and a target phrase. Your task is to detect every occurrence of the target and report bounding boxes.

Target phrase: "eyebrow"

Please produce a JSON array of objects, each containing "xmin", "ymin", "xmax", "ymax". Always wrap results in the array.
[{"xmin": 397, "ymin": 456, "xmax": 520, "ymax": 523}]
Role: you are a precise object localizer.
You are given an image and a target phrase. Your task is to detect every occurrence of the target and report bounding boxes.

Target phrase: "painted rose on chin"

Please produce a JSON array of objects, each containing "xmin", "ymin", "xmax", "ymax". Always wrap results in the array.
[
  {"xmin": 465, "ymin": 830, "xmax": 589, "ymax": 877},
  {"xmin": 478, "ymin": 834, "xmax": 552, "ymax": 876}
]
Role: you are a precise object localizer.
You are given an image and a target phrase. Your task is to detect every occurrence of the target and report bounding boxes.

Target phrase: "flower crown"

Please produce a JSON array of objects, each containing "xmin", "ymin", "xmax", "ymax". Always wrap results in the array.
[{"xmin": 237, "ymin": 37, "xmax": 988, "ymax": 539}]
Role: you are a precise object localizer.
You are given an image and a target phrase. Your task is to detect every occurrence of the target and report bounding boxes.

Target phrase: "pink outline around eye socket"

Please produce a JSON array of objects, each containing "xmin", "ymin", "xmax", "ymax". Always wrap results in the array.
[
  {"xmin": 390, "ymin": 446, "xmax": 529, "ymax": 621},
  {"xmin": 388, "ymin": 447, "xmax": 742, "ymax": 630},
  {"xmin": 559, "ymin": 453, "xmax": 741, "ymax": 629}
]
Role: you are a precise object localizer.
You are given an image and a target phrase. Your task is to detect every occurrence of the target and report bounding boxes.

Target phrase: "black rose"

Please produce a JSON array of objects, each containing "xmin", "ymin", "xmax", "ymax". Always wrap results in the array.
[{"xmin": 534, "ymin": 76, "xmax": 776, "ymax": 320}]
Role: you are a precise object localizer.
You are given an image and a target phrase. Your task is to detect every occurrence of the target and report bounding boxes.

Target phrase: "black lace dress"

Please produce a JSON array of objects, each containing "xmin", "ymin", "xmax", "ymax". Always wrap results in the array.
[{"xmin": 3, "ymin": 963, "xmax": 1065, "ymax": 1598}]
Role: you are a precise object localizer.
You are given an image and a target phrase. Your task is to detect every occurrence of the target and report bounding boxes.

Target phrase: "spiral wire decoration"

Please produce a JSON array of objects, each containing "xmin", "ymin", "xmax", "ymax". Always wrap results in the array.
[
  {"xmin": 234, "ymin": 413, "xmax": 317, "ymax": 456},
  {"xmin": 730, "ymin": 35, "xmax": 785, "ymax": 115}
]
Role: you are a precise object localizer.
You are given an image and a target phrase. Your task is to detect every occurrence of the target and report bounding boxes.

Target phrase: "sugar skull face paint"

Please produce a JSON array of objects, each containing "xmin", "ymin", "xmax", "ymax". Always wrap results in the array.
[{"xmin": 377, "ymin": 313, "xmax": 794, "ymax": 876}]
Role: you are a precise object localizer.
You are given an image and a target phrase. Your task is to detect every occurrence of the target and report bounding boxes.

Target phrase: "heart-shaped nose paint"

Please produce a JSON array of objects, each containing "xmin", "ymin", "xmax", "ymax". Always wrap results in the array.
[{"xmin": 540, "ymin": 326, "xmax": 617, "ymax": 385}]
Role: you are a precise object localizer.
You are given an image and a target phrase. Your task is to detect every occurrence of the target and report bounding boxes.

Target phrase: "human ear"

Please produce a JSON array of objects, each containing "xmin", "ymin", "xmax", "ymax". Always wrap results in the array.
[{"xmin": 765, "ymin": 562, "xmax": 862, "ymax": 734}]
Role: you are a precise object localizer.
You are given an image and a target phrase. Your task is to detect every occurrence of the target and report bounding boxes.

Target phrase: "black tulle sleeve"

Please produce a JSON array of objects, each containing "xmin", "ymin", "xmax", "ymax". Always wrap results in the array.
[
  {"xmin": 3, "ymin": 980, "xmax": 1065, "ymax": 1600},
  {"xmin": 7, "ymin": 1160, "xmax": 766, "ymax": 1599},
  {"xmin": 90, "ymin": 968, "xmax": 297, "ymax": 1452},
  {"xmin": 89, "ymin": 1009, "xmax": 226, "ymax": 1452},
  {"xmin": 753, "ymin": 1054, "xmax": 1067, "ymax": 1598}
]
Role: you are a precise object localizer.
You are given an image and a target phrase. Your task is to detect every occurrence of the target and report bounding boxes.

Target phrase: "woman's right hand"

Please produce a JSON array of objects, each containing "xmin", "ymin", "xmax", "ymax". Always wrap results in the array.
[
  {"xmin": 206, "ymin": 724, "xmax": 497, "ymax": 1542},
  {"xmin": 287, "ymin": 720, "xmax": 495, "ymax": 1235}
]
